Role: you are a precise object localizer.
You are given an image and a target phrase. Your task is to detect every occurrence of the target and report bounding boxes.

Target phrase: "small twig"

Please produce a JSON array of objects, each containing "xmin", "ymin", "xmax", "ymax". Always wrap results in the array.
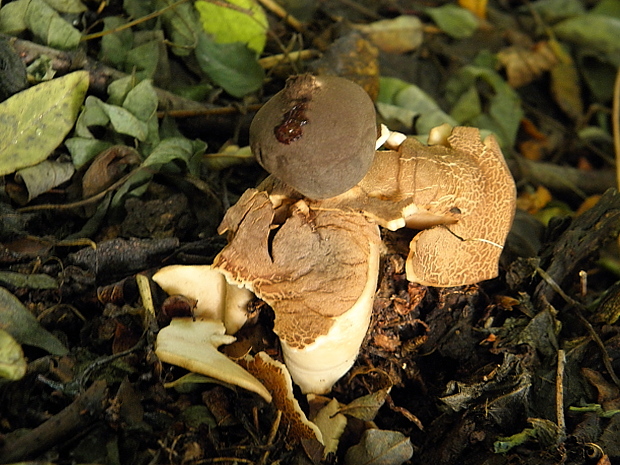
[
  {"xmin": 77, "ymin": 339, "xmax": 145, "ymax": 389},
  {"xmin": 336, "ymin": 0, "xmax": 382, "ymax": 20},
  {"xmin": 81, "ymin": 0, "xmax": 191, "ymax": 41},
  {"xmin": 195, "ymin": 458, "xmax": 256, "ymax": 464},
  {"xmin": 386, "ymin": 394, "xmax": 424, "ymax": 431},
  {"xmin": 258, "ymin": 410, "xmax": 282, "ymax": 465},
  {"xmin": 0, "ymin": 380, "xmax": 108, "ymax": 462},
  {"xmin": 536, "ymin": 266, "xmax": 620, "ymax": 388},
  {"xmin": 16, "ymin": 169, "xmax": 139, "ymax": 213},
  {"xmin": 613, "ymin": 66, "xmax": 620, "ymax": 189},
  {"xmin": 157, "ymin": 103, "xmax": 263, "ymax": 119},
  {"xmin": 258, "ymin": 49, "xmax": 320, "ymax": 69},
  {"xmin": 256, "ymin": 0, "xmax": 304, "ymax": 32},
  {"xmin": 556, "ymin": 349, "xmax": 566, "ymax": 442}
]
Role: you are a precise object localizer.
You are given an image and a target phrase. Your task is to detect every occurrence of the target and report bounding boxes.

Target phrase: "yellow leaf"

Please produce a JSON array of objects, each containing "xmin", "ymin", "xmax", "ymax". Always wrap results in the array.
[
  {"xmin": 549, "ymin": 39, "xmax": 584, "ymax": 120},
  {"xmin": 458, "ymin": 0, "xmax": 488, "ymax": 19},
  {"xmin": 0, "ymin": 71, "xmax": 89, "ymax": 176},
  {"xmin": 195, "ymin": 0, "xmax": 267, "ymax": 55}
]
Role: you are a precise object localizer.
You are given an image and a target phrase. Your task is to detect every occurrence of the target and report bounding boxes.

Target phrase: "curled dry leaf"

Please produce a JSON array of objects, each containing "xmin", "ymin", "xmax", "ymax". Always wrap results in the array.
[
  {"xmin": 497, "ymin": 41, "xmax": 559, "ymax": 88},
  {"xmin": 82, "ymin": 145, "xmax": 141, "ymax": 199}
]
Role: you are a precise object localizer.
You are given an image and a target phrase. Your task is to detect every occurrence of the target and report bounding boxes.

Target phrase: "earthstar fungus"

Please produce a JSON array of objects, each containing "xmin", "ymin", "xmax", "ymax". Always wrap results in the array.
[
  {"xmin": 214, "ymin": 188, "xmax": 381, "ymax": 394},
  {"xmin": 155, "ymin": 75, "xmax": 516, "ymax": 396},
  {"xmin": 213, "ymin": 114, "xmax": 515, "ymax": 392}
]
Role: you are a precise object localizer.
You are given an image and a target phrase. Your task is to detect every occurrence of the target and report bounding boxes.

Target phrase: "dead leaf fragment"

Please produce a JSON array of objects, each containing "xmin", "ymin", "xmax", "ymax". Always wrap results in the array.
[
  {"xmin": 548, "ymin": 39, "xmax": 583, "ymax": 120},
  {"xmin": 354, "ymin": 16, "xmax": 424, "ymax": 54},
  {"xmin": 313, "ymin": 398, "xmax": 347, "ymax": 456},
  {"xmin": 12, "ymin": 160, "xmax": 75, "ymax": 204},
  {"xmin": 310, "ymin": 33, "xmax": 380, "ymax": 100},
  {"xmin": 344, "ymin": 429, "xmax": 413, "ymax": 465},
  {"xmin": 0, "ymin": 329, "xmax": 27, "ymax": 381},
  {"xmin": 516, "ymin": 186, "xmax": 552, "ymax": 214},
  {"xmin": 458, "ymin": 0, "xmax": 488, "ymax": 19},
  {"xmin": 497, "ymin": 41, "xmax": 558, "ymax": 88},
  {"xmin": 338, "ymin": 388, "xmax": 390, "ymax": 421},
  {"xmin": 82, "ymin": 145, "xmax": 141, "ymax": 198}
]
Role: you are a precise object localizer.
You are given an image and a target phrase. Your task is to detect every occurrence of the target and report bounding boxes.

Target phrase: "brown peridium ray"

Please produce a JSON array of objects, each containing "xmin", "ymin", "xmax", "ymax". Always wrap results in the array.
[
  {"xmin": 211, "ymin": 76, "xmax": 517, "ymax": 394},
  {"xmin": 325, "ymin": 123, "xmax": 517, "ymax": 287}
]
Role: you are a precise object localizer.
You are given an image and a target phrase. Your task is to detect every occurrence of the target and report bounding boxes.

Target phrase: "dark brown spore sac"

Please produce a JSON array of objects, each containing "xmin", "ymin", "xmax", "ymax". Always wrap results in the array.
[{"xmin": 249, "ymin": 74, "xmax": 377, "ymax": 199}]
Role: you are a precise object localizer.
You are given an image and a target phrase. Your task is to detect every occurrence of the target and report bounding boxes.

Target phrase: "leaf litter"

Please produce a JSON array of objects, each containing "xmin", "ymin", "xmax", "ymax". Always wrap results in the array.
[{"xmin": 0, "ymin": 0, "xmax": 619, "ymax": 464}]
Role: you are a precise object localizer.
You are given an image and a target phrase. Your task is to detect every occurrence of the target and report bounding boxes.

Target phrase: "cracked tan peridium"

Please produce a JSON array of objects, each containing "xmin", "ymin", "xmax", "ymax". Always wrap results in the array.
[
  {"xmin": 214, "ymin": 188, "xmax": 381, "ymax": 349},
  {"xmin": 324, "ymin": 125, "xmax": 516, "ymax": 287},
  {"xmin": 213, "ymin": 125, "xmax": 516, "ymax": 349}
]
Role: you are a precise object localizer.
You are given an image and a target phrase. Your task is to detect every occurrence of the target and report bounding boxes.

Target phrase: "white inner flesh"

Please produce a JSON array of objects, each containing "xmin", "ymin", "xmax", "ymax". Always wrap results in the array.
[{"xmin": 279, "ymin": 238, "xmax": 382, "ymax": 394}]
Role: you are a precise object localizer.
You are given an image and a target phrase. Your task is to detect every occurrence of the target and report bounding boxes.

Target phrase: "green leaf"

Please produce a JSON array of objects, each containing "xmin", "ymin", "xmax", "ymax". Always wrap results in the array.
[
  {"xmin": 195, "ymin": 33, "xmax": 264, "ymax": 97},
  {"xmin": 445, "ymin": 64, "xmax": 522, "ymax": 147},
  {"xmin": 554, "ymin": 14, "xmax": 620, "ymax": 66},
  {"xmin": 123, "ymin": 79, "xmax": 158, "ymax": 123},
  {"xmin": 377, "ymin": 77, "xmax": 457, "ymax": 135},
  {"xmin": 195, "ymin": 0, "xmax": 267, "ymax": 54},
  {"xmin": 157, "ymin": 0, "xmax": 202, "ymax": 57},
  {"xmin": 0, "ymin": 0, "xmax": 28, "ymax": 35},
  {"xmin": 65, "ymin": 138, "xmax": 113, "ymax": 170},
  {"xmin": 425, "ymin": 4, "xmax": 479, "ymax": 39},
  {"xmin": 25, "ymin": 0, "xmax": 82, "ymax": 49},
  {"xmin": 44, "ymin": 0, "xmax": 87, "ymax": 14},
  {"xmin": 124, "ymin": 32, "xmax": 165, "ymax": 79},
  {"xmin": 0, "ymin": 70, "xmax": 89, "ymax": 176},
  {"xmin": 0, "ymin": 271, "xmax": 58, "ymax": 289},
  {"xmin": 78, "ymin": 96, "xmax": 149, "ymax": 141},
  {"xmin": 344, "ymin": 429, "xmax": 413, "ymax": 465},
  {"xmin": 494, "ymin": 428, "xmax": 536, "ymax": 453},
  {"xmin": 143, "ymin": 137, "xmax": 206, "ymax": 174},
  {"xmin": 0, "ymin": 329, "xmax": 26, "ymax": 381},
  {"xmin": 0, "ymin": 287, "xmax": 68, "ymax": 355},
  {"xmin": 99, "ymin": 16, "xmax": 133, "ymax": 68},
  {"xmin": 180, "ymin": 405, "xmax": 217, "ymax": 429},
  {"xmin": 15, "ymin": 160, "xmax": 75, "ymax": 203},
  {"xmin": 522, "ymin": 0, "xmax": 584, "ymax": 23},
  {"xmin": 591, "ymin": 0, "xmax": 620, "ymax": 20}
]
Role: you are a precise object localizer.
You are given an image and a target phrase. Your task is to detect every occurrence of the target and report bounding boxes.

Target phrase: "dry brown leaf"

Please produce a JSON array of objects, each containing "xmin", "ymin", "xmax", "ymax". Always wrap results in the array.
[
  {"xmin": 548, "ymin": 39, "xmax": 583, "ymax": 120},
  {"xmin": 82, "ymin": 145, "xmax": 141, "ymax": 198},
  {"xmin": 576, "ymin": 195, "xmax": 602, "ymax": 216},
  {"xmin": 516, "ymin": 186, "xmax": 552, "ymax": 214},
  {"xmin": 497, "ymin": 41, "xmax": 558, "ymax": 88},
  {"xmin": 353, "ymin": 16, "xmax": 424, "ymax": 54},
  {"xmin": 310, "ymin": 33, "xmax": 380, "ymax": 100}
]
